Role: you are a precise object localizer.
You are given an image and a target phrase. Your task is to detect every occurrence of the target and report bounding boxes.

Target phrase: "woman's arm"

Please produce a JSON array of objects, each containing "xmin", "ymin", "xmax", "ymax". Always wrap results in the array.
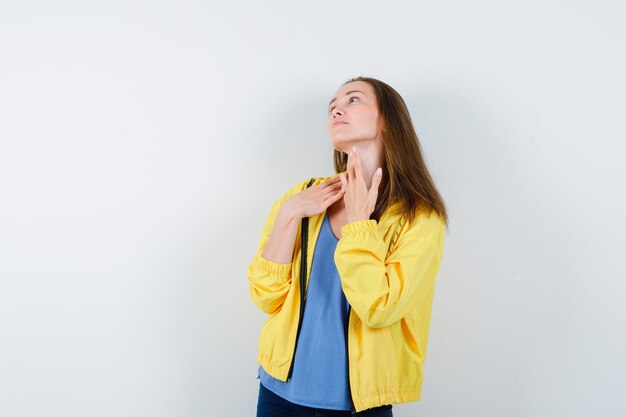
[
  {"xmin": 248, "ymin": 176, "xmax": 343, "ymax": 314},
  {"xmin": 261, "ymin": 204, "xmax": 301, "ymax": 264},
  {"xmin": 334, "ymin": 210, "xmax": 445, "ymax": 328},
  {"xmin": 246, "ymin": 180, "xmax": 306, "ymax": 315}
]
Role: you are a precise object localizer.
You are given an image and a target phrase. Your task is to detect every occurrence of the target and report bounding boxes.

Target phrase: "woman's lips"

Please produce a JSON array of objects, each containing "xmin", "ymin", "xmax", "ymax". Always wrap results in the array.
[{"xmin": 333, "ymin": 122, "xmax": 348, "ymax": 127}]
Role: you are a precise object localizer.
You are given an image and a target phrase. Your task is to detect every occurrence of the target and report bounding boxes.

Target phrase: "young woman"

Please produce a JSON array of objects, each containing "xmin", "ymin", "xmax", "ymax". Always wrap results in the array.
[{"xmin": 247, "ymin": 76, "xmax": 448, "ymax": 416}]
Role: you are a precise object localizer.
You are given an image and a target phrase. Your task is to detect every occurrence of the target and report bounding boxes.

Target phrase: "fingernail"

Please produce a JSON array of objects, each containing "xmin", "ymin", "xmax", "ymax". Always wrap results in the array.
[
  {"xmin": 376, "ymin": 167, "xmax": 382, "ymax": 176},
  {"xmin": 352, "ymin": 145, "xmax": 356, "ymax": 153}
]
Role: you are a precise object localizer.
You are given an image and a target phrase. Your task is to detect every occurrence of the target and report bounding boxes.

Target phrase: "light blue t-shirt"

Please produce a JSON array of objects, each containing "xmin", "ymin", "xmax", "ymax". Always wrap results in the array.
[{"xmin": 258, "ymin": 211, "xmax": 352, "ymax": 410}]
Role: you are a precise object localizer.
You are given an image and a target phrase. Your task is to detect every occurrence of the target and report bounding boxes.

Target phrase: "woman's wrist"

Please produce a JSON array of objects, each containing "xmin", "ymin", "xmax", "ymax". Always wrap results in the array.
[{"xmin": 278, "ymin": 201, "xmax": 302, "ymax": 223}]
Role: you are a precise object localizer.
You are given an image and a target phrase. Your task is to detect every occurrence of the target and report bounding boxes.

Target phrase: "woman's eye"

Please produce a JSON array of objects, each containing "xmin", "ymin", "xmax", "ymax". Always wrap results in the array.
[{"xmin": 328, "ymin": 96, "xmax": 359, "ymax": 114}]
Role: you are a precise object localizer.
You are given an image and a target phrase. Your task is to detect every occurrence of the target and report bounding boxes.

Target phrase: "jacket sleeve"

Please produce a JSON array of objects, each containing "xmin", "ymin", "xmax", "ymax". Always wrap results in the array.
[
  {"xmin": 334, "ymin": 210, "xmax": 445, "ymax": 328},
  {"xmin": 246, "ymin": 179, "xmax": 307, "ymax": 315}
]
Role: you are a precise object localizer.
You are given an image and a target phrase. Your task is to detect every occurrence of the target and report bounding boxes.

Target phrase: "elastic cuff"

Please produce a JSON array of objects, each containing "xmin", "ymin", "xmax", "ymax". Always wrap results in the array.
[
  {"xmin": 253, "ymin": 254, "xmax": 292, "ymax": 279},
  {"xmin": 341, "ymin": 219, "xmax": 378, "ymax": 237}
]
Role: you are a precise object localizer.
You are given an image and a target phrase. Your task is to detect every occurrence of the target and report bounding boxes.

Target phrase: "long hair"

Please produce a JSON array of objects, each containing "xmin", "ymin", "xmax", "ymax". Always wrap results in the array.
[{"xmin": 332, "ymin": 76, "xmax": 448, "ymax": 229}]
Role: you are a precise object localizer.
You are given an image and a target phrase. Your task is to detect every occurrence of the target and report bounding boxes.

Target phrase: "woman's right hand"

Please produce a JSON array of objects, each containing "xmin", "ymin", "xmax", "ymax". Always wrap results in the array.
[{"xmin": 283, "ymin": 177, "xmax": 345, "ymax": 219}]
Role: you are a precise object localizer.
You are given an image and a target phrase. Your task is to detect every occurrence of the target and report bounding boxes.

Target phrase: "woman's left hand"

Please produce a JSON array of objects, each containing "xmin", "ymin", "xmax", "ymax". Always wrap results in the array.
[{"xmin": 339, "ymin": 146, "xmax": 383, "ymax": 224}]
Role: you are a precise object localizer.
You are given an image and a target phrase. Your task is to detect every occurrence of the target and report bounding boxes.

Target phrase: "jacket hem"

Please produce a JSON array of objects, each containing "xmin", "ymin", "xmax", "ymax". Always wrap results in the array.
[
  {"xmin": 353, "ymin": 389, "xmax": 422, "ymax": 413},
  {"xmin": 259, "ymin": 345, "xmax": 425, "ymax": 412},
  {"xmin": 258, "ymin": 354, "xmax": 289, "ymax": 382}
]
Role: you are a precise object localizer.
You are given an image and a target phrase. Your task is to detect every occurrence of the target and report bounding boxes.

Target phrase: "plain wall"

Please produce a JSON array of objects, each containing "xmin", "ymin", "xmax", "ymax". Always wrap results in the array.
[{"xmin": 1, "ymin": 1, "xmax": 624, "ymax": 416}]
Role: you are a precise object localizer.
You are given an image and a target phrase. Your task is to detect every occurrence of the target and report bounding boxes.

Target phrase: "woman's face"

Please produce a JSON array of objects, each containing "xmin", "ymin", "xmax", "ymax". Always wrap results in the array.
[{"xmin": 326, "ymin": 80, "xmax": 383, "ymax": 153}]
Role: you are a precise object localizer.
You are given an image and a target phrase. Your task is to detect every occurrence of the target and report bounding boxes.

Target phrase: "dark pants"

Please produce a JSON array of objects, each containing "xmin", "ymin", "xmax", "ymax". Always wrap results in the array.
[{"xmin": 256, "ymin": 381, "xmax": 393, "ymax": 417}]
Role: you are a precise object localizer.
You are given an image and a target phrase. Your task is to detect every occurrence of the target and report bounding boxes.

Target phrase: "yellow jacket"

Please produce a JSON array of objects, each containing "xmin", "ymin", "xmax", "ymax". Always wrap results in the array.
[{"xmin": 247, "ymin": 173, "xmax": 446, "ymax": 413}]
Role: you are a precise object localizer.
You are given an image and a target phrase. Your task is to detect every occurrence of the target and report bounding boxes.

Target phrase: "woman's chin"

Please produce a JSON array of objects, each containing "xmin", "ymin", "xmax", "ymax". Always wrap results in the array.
[{"xmin": 330, "ymin": 137, "xmax": 355, "ymax": 152}]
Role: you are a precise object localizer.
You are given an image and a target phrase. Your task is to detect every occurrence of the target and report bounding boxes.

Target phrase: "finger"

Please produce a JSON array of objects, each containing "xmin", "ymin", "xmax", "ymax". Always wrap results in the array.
[
  {"xmin": 346, "ymin": 151, "xmax": 353, "ymax": 182},
  {"xmin": 339, "ymin": 172, "xmax": 347, "ymax": 192},
  {"xmin": 369, "ymin": 167, "xmax": 383, "ymax": 199},
  {"xmin": 334, "ymin": 183, "xmax": 346, "ymax": 197},
  {"xmin": 321, "ymin": 177, "xmax": 341, "ymax": 188},
  {"xmin": 323, "ymin": 181, "xmax": 342, "ymax": 196},
  {"xmin": 324, "ymin": 186, "xmax": 345, "ymax": 209},
  {"xmin": 322, "ymin": 178, "xmax": 341, "ymax": 191}
]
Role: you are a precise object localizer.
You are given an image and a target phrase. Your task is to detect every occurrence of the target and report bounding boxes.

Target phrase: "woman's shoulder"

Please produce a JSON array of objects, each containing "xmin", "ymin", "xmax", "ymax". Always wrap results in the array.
[
  {"xmin": 271, "ymin": 174, "xmax": 337, "ymax": 206},
  {"xmin": 309, "ymin": 173, "xmax": 342, "ymax": 186},
  {"xmin": 286, "ymin": 173, "xmax": 342, "ymax": 194},
  {"xmin": 400, "ymin": 207, "xmax": 446, "ymax": 242},
  {"xmin": 381, "ymin": 203, "xmax": 444, "ymax": 238}
]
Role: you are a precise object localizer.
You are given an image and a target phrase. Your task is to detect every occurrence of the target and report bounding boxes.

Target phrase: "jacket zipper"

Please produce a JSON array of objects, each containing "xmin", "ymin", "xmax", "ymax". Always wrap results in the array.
[
  {"xmin": 286, "ymin": 210, "xmax": 310, "ymax": 382},
  {"xmin": 346, "ymin": 304, "xmax": 356, "ymax": 414}
]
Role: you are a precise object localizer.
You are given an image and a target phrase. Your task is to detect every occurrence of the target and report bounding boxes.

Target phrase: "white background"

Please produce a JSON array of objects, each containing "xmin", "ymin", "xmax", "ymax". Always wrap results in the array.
[{"xmin": 1, "ymin": 1, "xmax": 625, "ymax": 416}]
